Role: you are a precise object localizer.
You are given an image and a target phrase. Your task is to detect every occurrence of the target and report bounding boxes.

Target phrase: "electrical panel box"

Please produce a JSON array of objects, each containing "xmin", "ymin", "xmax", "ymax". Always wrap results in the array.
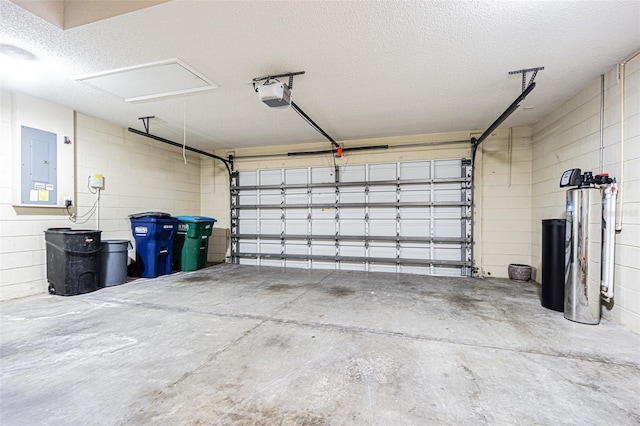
[
  {"xmin": 12, "ymin": 93, "xmax": 74, "ymax": 208},
  {"xmin": 20, "ymin": 126, "xmax": 58, "ymax": 205}
]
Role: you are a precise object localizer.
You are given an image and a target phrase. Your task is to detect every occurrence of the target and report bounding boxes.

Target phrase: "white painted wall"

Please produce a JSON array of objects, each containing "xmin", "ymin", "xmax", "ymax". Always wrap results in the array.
[
  {"xmin": 532, "ymin": 55, "xmax": 640, "ymax": 333},
  {"xmin": 0, "ymin": 91, "xmax": 201, "ymax": 300},
  {"xmin": 474, "ymin": 127, "xmax": 533, "ymax": 278}
]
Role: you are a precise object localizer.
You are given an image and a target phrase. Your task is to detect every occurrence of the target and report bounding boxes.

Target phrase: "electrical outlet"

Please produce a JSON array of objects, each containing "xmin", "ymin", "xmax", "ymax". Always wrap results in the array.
[{"xmin": 64, "ymin": 197, "xmax": 72, "ymax": 207}]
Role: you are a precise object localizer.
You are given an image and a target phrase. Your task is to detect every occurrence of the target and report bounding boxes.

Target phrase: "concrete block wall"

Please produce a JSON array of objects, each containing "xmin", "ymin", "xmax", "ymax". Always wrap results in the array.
[
  {"xmin": 204, "ymin": 129, "xmax": 533, "ymax": 277},
  {"xmin": 0, "ymin": 91, "xmax": 201, "ymax": 300},
  {"xmin": 474, "ymin": 127, "xmax": 533, "ymax": 278},
  {"xmin": 532, "ymin": 54, "xmax": 640, "ymax": 332}
]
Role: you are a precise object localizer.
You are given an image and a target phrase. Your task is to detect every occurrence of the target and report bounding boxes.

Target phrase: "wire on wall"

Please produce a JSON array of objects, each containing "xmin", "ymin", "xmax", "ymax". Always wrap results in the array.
[
  {"xmin": 183, "ymin": 99, "xmax": 187, "ymax": 165},
  {"xmin": 66, "ymin": 176, "xmax": 101, "ymax": 225}
]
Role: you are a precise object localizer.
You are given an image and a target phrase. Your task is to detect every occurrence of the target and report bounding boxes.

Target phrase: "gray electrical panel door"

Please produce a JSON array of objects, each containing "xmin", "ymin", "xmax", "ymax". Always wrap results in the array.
[{"xmin": 21, "ymin": 125, "xmax": 57, "ymax": 206}]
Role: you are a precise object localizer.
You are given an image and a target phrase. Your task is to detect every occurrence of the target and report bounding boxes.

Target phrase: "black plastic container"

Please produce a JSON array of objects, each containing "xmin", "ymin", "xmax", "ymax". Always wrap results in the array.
[
  {"xmin": 541, "ymin": 219, "xmax": 566, "ymax": 312},
  {"xmin": 44, "ymin": 228, "xmax": 102, "ymax": 296}
]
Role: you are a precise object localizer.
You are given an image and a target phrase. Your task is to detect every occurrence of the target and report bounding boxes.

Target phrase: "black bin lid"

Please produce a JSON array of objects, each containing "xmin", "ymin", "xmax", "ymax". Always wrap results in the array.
[{"xmin": 128, "ymin": 212, "xmax": 172, "ymax": 219}]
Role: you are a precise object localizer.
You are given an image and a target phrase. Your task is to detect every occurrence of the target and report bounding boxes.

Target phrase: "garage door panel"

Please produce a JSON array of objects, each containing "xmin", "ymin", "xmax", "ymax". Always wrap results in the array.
[
  {"xmin": 434, "ymin": 159, "xmax": 461, "ymax": 179},
  {"xmin": 238, "ymin": 219, "xmax": 257, "ymax": 234},
  {"xmin": 311, "ymin": 207, "xmax": 334, "ymax": 218},
  {"xmin": 433, "ymin": 220, "xmax": 462, "ymax": 238},
  {"xmin": 369, "ymin": 242, "xmax": 396, "ymax": 258},
  {"xmin": 239, "ymin": 191, "xmax": 257, "ymax": 205},
  {"xmin": 399, "ymin": 207, "xmax": 430, "ymax": 219},
  {"xmin": 434, "ymin": 245, "xmax": 463, "ymax": 261},
  {"xmin": 312, "ymin": 167, "xmax": 334, "ymax": 183},
  {"xmin": 285, "ymin": 208, "xmax": 306, "ymax": 219},
  {"xmin": 260, "ymin": 209, "xmax": 281, "ymax": 219},
  {"xmin": 340, "ymin": 165, "xmax": 366, "ymax": 182},
  {"xmin": 285, "ymin": 190, "xmax": 307, "ymax": 204},
  {"xmin": 259, "ymin": 169, "xmax": 282, "ymax": 185},
  {"xmin": 239, "ymin": 171, "xmax": 257, "ymax": 186},
  {"xmin": 369, "ymin": 187, "xmax": 396, "ymax": 203},
  {"xmin": 238, "ymin": 240, "xmax": 257, "ymax": 253},
  {"xmin": 369, "ymin": 219, "xmax": 396, "ymax": 236},
  {"xmin": 285, "ymin": 219, "xmax": 307, "ymax": 235},
  {"xmin": 311, "ymin": 189, "xmax": 334, "ymax": 204},
  {"xmin": 232, "ymin": 159, "xmax": 471, "ymax": 276},
  {"xmin": 339, "ymin": 186, "xmax": 366, "ymax": 203},
  {"xmin": 285, "ymin": 242, "xmax": 308, "ymax": 255},
  {"xmin": 369, "ymin": 207, "xmax": 396, "ymax": 218},
  {"xmin": 433, "ymin": 266, "xmax": 463, "ymax": 277},
  {"xmin": 312, "ymin": 219, "xmax": 335, "ymax": 234},
  {"xmin": 239, "ymin": 208, "xmax": 256, "ymax": 219},
  {"xmin": 339, "ymin": 242, "xmax": 365, "ymax": 257},
  {"xmin": 399, "ymin": 243, "xmax": 430, "ymax": 259},
  {"xmin": 434, "ymin": 207, "xmax": 462, "ymax": 218},
  {"xmin": 399, "ymin": 186, "xmax": 430, "ymax": 202},
  {"xmin": 369, "ymin": 163, "xmax": 397, "ymax": 181},
  {"xmin": 285, "ymin": 168, "xmax": 307, "ymax": 184},
  {"xmin": 259, "ymin": 192, "xmax": 281, "ymax": 205},
  {"xmin": 339, "ymin": 219, "xmax": 365, "ymax": 236},
  {"xmin": 399, "ymin": 265, "xmax": 431, "ymax": 275},
  {"xmin": 399, "ymin": 220, "xmax": 429, "ymax": 237},
  {"xmin": 400, "ymin": 161, "xmax": 430, "ymax": 179},
  {"xmin": 260, "ymin": 219, "xmax": 282, "ymax": 234},
  {"xmin": 340, "ymin": 207, "xmax": 365, "ymax": 218},
  {"xmin": 260, "ymin": 242, "xmax": 281, "ymax": 254}
]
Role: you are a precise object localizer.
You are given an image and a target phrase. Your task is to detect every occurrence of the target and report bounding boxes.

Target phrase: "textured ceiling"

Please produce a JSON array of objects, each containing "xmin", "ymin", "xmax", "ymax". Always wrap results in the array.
[{"xmin": 1, "ymin": 0, "xmax": 639, "ymax": 151}]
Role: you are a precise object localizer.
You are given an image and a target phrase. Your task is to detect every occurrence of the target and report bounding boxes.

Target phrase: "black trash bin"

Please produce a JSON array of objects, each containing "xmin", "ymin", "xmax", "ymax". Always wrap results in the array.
[
  {"xmin": 541, "ymin": 219, "xmax": 566, "ymax": 312},
  {"xmin": 44, "ymin": 228, "xmax": 102, "ymax": 296}
]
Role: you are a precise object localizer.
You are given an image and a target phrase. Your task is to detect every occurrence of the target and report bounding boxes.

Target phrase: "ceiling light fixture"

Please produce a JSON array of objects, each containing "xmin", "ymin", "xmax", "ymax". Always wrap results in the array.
[
  {"xmin": 75, "ymin": 59, "xmax": 218, "ymax": 103},
  {"xmin": 0, "ymin": 43, "xmax": 38, "ymax": 82},
  {"xmin": 0, "ymin": 43, "xmax": 37, "ymax": 61}
]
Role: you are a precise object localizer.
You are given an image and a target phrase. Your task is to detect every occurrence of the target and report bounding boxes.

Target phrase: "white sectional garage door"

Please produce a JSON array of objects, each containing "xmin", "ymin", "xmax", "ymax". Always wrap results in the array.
[{"xmin": 231, "ymin": 159, "xmax": 472, "ymax": 276}]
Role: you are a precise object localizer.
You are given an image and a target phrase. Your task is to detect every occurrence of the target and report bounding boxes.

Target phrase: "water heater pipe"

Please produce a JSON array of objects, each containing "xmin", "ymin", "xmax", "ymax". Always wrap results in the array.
[
  {"xmin": 601, "ymin": 182, "xmax": 617, "ymax": 301},
  {"xmin": 617, "ymin": 49, "xmax": 640, "ymax": 232},
  {"xmin": 599, "ymin": 74, "xmax": 604, "ymax": 173}
]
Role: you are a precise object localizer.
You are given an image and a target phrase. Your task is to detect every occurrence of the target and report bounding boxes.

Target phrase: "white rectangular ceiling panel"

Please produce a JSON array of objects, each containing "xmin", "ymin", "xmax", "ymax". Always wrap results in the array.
[{"xmin": 76, "ymin": 59, "xmax": 217, "ymax": 102}]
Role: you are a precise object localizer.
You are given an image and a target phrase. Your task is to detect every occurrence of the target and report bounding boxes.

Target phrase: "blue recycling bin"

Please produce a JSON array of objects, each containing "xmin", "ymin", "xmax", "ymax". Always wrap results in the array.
[{"xmin": 129, "ymin": 212, "xmax": 180, "ymax": 278}]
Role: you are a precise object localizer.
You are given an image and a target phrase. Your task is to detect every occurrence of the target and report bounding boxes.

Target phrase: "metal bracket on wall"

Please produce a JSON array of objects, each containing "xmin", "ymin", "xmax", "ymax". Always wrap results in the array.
[
  {"xmin": 509, "ymin": 66, "xmax": 544, "ymax": 93},
  {"xmin": 252, "ymin": 70, "xmax": 306, "ymax": 91}
]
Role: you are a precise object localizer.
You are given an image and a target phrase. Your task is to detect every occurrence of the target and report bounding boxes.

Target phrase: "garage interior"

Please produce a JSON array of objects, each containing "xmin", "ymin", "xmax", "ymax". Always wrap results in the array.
[{"xmin": 1, "ymin": 1, "xmax": 639, "ymax": 424}]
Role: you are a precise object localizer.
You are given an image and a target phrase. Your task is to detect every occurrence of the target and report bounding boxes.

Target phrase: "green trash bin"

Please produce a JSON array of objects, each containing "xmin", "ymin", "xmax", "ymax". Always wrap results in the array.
[{"xmin": 173, "ymin": 216, "xmax": 217, "ymax": 271}]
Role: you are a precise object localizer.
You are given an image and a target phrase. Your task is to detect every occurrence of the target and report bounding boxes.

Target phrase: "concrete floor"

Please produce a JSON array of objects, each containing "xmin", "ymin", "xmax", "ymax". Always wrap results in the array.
[{"xmin": 1, "ymin": 265, "xmax": 639, "ymax": 425}]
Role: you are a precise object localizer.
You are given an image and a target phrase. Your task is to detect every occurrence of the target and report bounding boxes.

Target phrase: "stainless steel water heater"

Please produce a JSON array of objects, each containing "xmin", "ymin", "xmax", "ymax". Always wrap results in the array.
[{"xmin": 559, "ymin": 169, "xmax": 617, "ymax": 325}]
